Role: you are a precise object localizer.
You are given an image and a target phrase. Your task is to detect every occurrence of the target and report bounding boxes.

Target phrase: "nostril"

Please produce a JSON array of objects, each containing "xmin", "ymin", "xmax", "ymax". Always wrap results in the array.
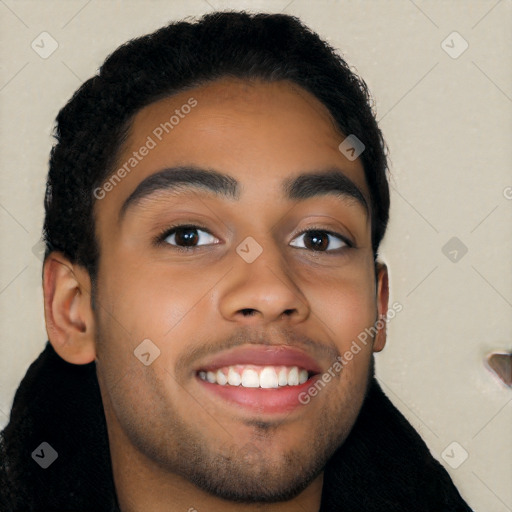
[{"xmin": 241, "ymin": 308, "xmax": 257, "ymax": 316}]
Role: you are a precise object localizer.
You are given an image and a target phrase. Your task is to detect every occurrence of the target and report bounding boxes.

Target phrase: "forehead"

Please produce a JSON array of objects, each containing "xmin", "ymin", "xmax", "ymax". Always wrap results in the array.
[{"xmin": 97, "ymin": 78, "xmax": 370, "ymax": 221}]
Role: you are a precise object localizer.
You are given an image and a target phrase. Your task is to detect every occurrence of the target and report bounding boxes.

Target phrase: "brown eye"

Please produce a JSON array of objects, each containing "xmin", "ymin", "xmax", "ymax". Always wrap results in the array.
[
  {"xmin": 304, "ymin": 230, "xmax": 329, "ymax": 251},
  {"xmin": 290, "ymin": 229, "xmax": 348, "ymax": 252},
  {"xmin": 164, "ymin": 226, "xmax": 218, "ymax": 248},
  {"xmin": 174, "ymin": 227, "xmax": 199, "ymax": 246}
]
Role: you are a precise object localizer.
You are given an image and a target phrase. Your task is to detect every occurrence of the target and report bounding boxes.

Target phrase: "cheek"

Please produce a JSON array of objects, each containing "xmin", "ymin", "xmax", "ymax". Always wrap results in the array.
[
  {"xmin": 97, "ymin": 252, "xmax": 197, "ymax": 339},
  {"xmin": 94, "ymin": 254, "xmax": 219, "ymax": 387},
  {"xmin": 306, "ymin": 268, "xmax": 377, "ymax": 343},
  {"xmin": 93, "ymin": 262, "xmax": 190, "ymax": 422},
  {"xmin": 301, "ymin": 264, "xmax": 377, "ymax": 382}
]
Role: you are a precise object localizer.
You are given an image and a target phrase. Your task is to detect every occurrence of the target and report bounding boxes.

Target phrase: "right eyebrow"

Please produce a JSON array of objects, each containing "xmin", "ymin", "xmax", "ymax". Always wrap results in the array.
[{"xmin": 118, "ymin": 166, "xmax": 240, "ymax": 222}]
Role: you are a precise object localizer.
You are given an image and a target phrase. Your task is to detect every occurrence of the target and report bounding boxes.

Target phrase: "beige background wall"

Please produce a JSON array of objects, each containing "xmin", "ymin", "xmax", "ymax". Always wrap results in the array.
[{"xmin": 1, "ymin": 1, "xmax": 510, "ymax": 510}]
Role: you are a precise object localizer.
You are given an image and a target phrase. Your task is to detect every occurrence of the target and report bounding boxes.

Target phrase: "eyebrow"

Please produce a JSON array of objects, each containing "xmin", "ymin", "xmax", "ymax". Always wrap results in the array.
[
  {"xmin": 119, "ymin": 166, "xmax": 369, "ymax": 222},
  {"xmin": 283, "ymin": 169, "xmax": 369, "ymax": 214},
  {"xmin": 119, "ymin": 167, "xmax": 239, "ymax": 221}
]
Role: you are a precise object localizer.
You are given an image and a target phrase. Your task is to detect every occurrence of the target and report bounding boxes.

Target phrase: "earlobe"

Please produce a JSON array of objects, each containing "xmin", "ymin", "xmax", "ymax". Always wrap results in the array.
[
  {"xmin": 43, "ymin": 252, "xmax": 96, "ymax": 364},
  {"xmin": 373, "ymin": 262, "xmax": 389, "ymax": 353}
]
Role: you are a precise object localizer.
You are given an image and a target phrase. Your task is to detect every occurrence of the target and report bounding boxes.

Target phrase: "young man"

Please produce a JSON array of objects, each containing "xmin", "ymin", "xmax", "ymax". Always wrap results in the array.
[{"xmin": 0, "ymin": 11, "xmax": 472, "ymax": 512}]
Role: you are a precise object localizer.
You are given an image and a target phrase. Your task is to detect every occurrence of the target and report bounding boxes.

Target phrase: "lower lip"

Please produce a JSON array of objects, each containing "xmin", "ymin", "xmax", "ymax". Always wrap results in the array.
[{"xmin": 196, "ymin": 375, "xmax": 320, "ymax": 414}]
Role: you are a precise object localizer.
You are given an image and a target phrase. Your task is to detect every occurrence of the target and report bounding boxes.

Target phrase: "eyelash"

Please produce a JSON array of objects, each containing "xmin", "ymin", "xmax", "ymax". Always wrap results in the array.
[{"xmin": 154, "ymin": 224, "xmax": 355, "ymax": 253}]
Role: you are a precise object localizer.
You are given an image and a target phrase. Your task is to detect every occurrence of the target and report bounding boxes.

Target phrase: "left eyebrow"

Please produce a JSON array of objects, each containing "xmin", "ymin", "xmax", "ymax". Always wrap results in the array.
[{"xmin": 283, "ymin": 169, "xmax": 369, "ymax": 216}]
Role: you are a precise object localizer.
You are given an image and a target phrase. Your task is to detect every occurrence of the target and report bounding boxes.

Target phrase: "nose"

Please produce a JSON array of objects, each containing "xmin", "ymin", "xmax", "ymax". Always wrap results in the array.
[{"xmin": 218, "ymin": 241, "xmax": 310, "ymax": 326}]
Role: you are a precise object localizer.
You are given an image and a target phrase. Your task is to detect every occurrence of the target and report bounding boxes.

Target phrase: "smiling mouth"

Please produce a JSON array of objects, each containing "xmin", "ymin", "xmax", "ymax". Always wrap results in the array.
[
  {"xmin": 198, "ymin": 364, "xmax": 316, "ymax": 388},
  {"xmin": 194, "ymin": 345, "xmax": 325, "ymax": 413}
]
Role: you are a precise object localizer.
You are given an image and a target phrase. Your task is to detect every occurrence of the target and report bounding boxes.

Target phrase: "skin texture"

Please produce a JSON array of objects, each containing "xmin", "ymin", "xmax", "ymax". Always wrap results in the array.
[{"xmin": 43, "ymin": 78, "xmax": 389, "ymax": 512}]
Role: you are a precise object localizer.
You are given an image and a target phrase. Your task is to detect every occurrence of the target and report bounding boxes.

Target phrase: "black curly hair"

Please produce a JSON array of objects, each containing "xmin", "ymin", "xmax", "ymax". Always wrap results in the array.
[{"xmin": 43, "ymin": 10, "xmax": 389, "ymax": 283}]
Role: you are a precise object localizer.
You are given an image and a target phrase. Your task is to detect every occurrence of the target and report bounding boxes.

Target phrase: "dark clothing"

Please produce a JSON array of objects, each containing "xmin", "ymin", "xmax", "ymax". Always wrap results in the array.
[{"xmin": 0, "ymin": 342, "xmax": 473, "ymax": 511}]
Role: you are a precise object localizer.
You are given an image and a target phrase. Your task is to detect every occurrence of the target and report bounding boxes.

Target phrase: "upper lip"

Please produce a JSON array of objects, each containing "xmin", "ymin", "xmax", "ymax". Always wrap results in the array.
[{"xmin": 195, "ymin": 345, "xmax": 323, "ymax": 374}]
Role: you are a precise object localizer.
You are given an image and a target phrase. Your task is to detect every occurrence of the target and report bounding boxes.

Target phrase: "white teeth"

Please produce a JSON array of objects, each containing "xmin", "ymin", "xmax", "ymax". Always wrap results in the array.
[
  {"xmin": 288, "ymin": 367, "xmax": 299, "ymax": 386},
  {"xmin": 216, "ymin": 369, "xmax": 227, "ymax": 386},
  {"xmin": 228, "ymin": 367, "xmax": 241, "ymax": 386},
  {"xmin": 241, "ymin": 368, "xmax": 260, "ymax": 388},
  {"xmin": 259, "ymin": 367, "xmax": 279, "ymax": 388},
  {"xmin": 198, "ymin": 365, "xmax": 311, "ymax": 388}
]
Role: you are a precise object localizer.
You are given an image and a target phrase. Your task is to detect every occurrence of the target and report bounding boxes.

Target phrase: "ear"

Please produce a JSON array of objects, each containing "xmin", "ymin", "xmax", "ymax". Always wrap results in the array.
[
  {"xmin": 373, "ymin": 262, "xmax": 389, "ymax": 353},
  {"xmin": 43, "ymin": 252, "xmax": 96, "ymax": 364}
]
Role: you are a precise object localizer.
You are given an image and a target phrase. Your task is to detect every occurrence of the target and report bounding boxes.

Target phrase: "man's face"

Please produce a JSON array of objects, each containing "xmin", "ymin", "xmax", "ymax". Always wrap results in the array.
[{"xmin": 92, "ymin": 78, "xmax": 385, "ymax": 501}]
